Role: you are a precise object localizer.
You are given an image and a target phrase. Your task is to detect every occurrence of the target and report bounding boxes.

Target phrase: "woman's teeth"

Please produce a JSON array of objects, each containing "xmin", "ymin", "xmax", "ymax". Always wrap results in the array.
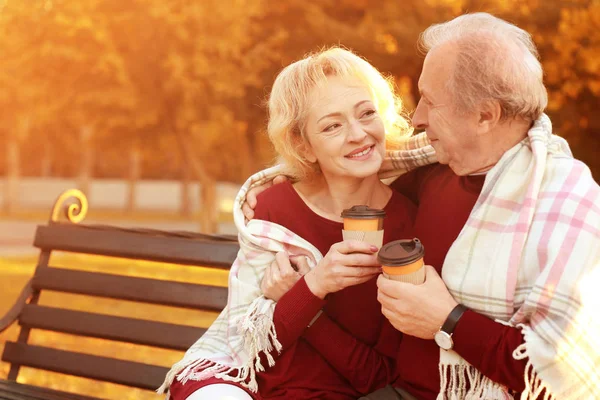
[{"xmin": 348, "ymin": 147, "xmax": 372, "ymax": 158}]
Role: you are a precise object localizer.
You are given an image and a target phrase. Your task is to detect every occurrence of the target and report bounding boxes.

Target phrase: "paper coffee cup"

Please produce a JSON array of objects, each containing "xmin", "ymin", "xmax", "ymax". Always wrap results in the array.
[
  {"xmin": 341, "ymin": 205, "xmax": 385, "ymax": 248},
  {"xmin": 378, "ymin": 238, "xmax": 425, "ymax": 285}
]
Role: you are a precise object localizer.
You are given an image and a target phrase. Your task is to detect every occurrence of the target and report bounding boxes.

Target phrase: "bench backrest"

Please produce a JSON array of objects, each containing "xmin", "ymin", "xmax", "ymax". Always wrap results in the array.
[{"xmin": 1, "ymin": 221, "xmax": 239, "ymax": 393}]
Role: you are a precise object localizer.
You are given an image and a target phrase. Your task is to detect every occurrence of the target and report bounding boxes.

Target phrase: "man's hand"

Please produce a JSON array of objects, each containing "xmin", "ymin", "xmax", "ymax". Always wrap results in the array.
[
  {"xmin": 242, "ymin": 175, "xmax": 289, "ymax": 222},
  {"xmin": 377, "ymin": 265, "xmax": 458, "ymax": 339},
  {"xmin": 261, "ymin": 252, "xmax": 311, "ymax": 301},
  {"xmin": 304, "ymin": 240, "xmax": 381, "ymax": 299}
]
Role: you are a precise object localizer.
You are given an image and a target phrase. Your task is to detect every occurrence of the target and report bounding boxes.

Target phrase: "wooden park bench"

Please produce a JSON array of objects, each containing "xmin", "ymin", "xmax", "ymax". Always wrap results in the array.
[{"xmin": 0, "ymin": 189, "xmax": 239, "ymax": 400}]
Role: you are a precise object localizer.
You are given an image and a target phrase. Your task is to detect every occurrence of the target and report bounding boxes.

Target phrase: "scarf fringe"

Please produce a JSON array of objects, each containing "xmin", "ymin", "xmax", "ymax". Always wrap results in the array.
[
  {"xmin": 436, "ymin": 363, "xmax": 513, "ymax": 400},
  {"xmin": 157, "ymin": 299, "xmax": 281, "ymax": 396},
  {"xmin": 238, "ymin": 296, "xmax": 282, "ymax": 375},
  {"xmin": 513, "ymin": 343, "xmax": 557, "ymax": 400}
]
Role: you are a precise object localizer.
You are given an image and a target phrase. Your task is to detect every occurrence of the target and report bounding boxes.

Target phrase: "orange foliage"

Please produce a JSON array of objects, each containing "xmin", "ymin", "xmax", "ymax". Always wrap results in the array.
[{"xmin": 0, "ymin": 0, "xmax": 597, "ymax": 182}]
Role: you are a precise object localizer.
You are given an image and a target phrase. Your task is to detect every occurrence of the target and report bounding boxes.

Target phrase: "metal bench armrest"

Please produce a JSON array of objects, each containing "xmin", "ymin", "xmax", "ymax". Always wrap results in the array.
[{"xmin": 0, "ymin": 279, "xmax": 33, "ymax": 334}]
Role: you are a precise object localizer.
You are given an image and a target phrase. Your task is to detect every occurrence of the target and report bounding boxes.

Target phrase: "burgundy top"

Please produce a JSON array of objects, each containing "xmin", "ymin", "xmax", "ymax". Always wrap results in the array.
[
  {"xmin": 169, "ymin": 180, "xmax": 416, "ymax": 399},
  {"xmin": 303, "ymin": 164, "xmax": 529, "ymax": 399}
]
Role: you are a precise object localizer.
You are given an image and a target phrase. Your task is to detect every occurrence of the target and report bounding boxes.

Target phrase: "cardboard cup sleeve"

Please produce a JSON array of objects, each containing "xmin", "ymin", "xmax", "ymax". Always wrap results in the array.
[
  {"xmin": 342, "ymin": 229, "xmax": 384, "ymax": 249},
  {"xmin": 382, "ymin": 265, "xmax": 426, "ymax": 284}
]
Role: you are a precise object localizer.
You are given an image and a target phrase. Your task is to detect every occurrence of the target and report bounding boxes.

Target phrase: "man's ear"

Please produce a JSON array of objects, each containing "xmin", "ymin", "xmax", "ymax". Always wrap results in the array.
[{"xmin": 478, "ymin": 100, "xmax": 501, "ymax": 135}]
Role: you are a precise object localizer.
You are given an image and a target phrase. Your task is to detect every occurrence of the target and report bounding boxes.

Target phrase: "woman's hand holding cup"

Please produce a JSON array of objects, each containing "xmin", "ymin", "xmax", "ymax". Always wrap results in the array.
[{"xmin": 304, "ymin": 240, "xmax": 381, "ymax": 299}]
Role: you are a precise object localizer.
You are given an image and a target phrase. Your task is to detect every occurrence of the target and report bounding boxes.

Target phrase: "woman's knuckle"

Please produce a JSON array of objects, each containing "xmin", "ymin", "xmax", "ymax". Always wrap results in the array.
[{"xmin": 330, "ymin": 254, "xmax": 342, "ymax": 264}]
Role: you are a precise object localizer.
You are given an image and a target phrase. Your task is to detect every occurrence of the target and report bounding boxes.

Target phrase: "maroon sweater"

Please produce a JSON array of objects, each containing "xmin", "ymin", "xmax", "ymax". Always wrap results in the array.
[
  {"xmin": 170, "ymin": 181, "xmax": 416, "ymax": 400},
  {"xmin": 304, "ymin": 164, "xmax": 528, "ymax": 399}
]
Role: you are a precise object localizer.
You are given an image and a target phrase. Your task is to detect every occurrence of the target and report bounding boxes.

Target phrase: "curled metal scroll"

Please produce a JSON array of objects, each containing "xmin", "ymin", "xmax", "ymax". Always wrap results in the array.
[{"xmin": 50, "ymin": 189, "xmax": 89, "ymax": 223}]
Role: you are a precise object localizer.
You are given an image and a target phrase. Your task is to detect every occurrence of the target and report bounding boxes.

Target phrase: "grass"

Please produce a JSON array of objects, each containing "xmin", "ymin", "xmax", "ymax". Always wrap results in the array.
[{"xmin": 0, "ymin": 253, "xmax": 230, "ymax": 399}]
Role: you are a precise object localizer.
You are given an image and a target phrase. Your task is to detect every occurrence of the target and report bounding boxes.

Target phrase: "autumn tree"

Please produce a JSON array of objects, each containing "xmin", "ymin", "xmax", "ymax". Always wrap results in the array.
[{"xmin": 1, "ymin": 0, "xmax": 597, "ymax": 222}]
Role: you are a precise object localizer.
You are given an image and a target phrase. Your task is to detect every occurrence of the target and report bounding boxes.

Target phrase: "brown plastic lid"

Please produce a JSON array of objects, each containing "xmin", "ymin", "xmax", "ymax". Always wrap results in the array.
[
  {"xmin": 341, "ymin": 205, "xmax": 386, "ymax": 219},
  {"xmin": 378, "ymin": 238, "xmax": 425, "ymax": 266}
]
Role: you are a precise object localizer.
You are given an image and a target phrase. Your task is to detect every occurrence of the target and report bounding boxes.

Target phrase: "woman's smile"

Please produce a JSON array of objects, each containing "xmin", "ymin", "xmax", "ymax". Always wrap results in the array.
[{"xmin": 345, "ymin": 144, "xmax": 375, "ymax": 161}]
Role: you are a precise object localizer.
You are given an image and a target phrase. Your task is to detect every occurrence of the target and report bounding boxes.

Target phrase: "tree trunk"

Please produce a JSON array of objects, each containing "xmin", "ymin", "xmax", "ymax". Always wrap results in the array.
[
  {"xmin": 200, "ymin": 178, "xmax": 217, "ymax": 234},
  {"xmin": 237, "ymin": 121, "xmax": 254, "ymax": 179},
  {"xmin": 41, "ymin": 144, "xmax": 53, "ymax": 178},
  {"xmin": 163, "ymin": 93, "xmax": 217, "ymax": 233},
  {"xmin": 180, "ymin": 166, "xmax": 191, "ymax": 217},
  {"xmin": 78, "ymin": 126, "xmax": 94, "ymax": 197},
  {"xmin": 172, "ymin": 127, "xmax": 217, "ymax": 233},
  {"xmin": 234, "ymin": 97, "xmax": 261, "ymax": 177},
  {"xmin": 126, "ymin": 144, "xmax": 140, "ymax": 213},
  {"xmin": 4, "ymin": 134, "xmax": 19, "ymax": 213}
]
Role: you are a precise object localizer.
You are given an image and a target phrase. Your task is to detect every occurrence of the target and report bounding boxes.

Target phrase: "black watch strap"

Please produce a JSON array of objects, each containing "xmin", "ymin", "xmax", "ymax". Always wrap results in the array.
[{"xmin": 441, "ymin": 304, "xmax": 468, "ymax": 334}]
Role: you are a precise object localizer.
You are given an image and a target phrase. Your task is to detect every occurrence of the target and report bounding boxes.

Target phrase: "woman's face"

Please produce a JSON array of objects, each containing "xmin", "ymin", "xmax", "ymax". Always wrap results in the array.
[{"xmin": 303, "ymin": 76, "xmax": 386, "ymax": 181}]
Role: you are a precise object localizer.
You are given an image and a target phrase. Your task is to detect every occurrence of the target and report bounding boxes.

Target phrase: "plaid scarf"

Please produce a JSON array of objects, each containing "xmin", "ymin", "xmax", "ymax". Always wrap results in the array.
[
  {"xmin": 439, "ymin": 115, "xmax": 600, "ymax": 399},
  {"xmin": 157, "ymin": 134, "xmax": 435, "ymax": 396},
  {"xmin": 158, "ymin": 166, "xmax": 324, "ymax": 394},
  {"xmin": 160, "ymin": 122, "xmax": 600, "ymax": 398},
  {"xmin": 380, "ymin": 132, "xmax": 437, "ymax": 179}
]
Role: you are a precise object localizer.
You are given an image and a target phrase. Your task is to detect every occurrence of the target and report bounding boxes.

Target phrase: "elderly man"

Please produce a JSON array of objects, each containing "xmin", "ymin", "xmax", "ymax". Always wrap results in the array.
[{"xmin": 243, "ymin": 13, "xmax": 600, "ymax": 400}]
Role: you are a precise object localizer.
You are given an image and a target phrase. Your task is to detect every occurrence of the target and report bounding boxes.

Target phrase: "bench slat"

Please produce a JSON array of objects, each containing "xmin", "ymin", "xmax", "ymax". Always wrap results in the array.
[
  {"xmin": 2, "ymin": 342, "xmax": 168, "ymax": 391},
  {"xmin": 0, "ymin": 379, "xmax": 100, "ymax": 400},
  {"xmin": 32, "ymin": 268, "xmax": 228, "ymax": 311},
  {"xmin": 34, "ymin": 224, "xmax": 239, "ymax": 268},
  {"xmin": 20, "ymin": 305, "xmax": 205, "ymax": 351}
]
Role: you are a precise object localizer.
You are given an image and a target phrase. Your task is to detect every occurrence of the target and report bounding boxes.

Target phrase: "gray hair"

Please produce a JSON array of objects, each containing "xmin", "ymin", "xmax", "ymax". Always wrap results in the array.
[{"xmin": 419, "ymin": 13, "xmax": 548, "ymax": 121}]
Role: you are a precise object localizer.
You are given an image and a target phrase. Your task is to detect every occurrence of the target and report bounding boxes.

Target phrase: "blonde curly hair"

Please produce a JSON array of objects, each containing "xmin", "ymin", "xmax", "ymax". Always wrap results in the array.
[{"xmin": 267, "ymin": 47, "xmax": 412, "ymax": 180}]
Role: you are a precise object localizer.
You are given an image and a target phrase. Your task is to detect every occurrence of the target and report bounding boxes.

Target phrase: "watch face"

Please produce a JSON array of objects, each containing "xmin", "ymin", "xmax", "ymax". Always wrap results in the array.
[{"xmin": 434, "ymin": 331, "xmax": 453, "ymax": 350}]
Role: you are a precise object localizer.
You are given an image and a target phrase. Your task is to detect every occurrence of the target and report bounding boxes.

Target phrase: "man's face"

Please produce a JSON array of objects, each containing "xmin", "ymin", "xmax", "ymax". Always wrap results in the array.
[{"xmin": 411, "ymin": 44, "xmax": 481, "ymax": 175}]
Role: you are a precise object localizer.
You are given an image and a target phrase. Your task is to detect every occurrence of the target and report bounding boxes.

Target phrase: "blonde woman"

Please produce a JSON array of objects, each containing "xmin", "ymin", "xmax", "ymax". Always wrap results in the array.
[{"xmin": 160, "ymin": 47, "xmax": 426, "ymax": 399}]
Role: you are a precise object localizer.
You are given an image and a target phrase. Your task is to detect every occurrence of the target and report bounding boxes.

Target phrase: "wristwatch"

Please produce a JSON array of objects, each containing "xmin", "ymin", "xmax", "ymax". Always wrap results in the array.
[{"xmin": 434, "ymin": 304, "xmax": 468, "ymax": 350}]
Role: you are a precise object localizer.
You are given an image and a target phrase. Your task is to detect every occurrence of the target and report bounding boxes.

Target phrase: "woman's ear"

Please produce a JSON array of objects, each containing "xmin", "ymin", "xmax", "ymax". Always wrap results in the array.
[
  {"xmin": 298, "ymin": 136, "xmax": 317, "ymax": 163},
  {"xmin": 303, "ymin": 146, "xmax": 317, "ymax": 163}
]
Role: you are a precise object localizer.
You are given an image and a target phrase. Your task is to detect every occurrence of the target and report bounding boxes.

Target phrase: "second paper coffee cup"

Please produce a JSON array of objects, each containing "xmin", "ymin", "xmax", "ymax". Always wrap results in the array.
[{"xmin": 378, "ymin": 238, "xmax": 425, "ymax": 284}]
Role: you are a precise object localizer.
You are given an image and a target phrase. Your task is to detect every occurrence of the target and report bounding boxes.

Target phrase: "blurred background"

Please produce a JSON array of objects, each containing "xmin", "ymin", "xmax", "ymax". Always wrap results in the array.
[
  {"xmin": 1, "ymin": 0, "xmax": 599, "ymax": 235},
  {"xmin": 0, "ymin": 0, "xmax": 598, "ymax": 398}
]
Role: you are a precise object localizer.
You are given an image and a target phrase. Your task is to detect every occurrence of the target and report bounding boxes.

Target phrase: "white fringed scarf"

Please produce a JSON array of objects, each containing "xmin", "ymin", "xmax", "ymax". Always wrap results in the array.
[
  {"xmin": 436, "ymin": 115, "xmax": 600, "ymax": 399},
  {"xmin": 161, "ymin": 121, "xmax": 600, "ymax": 399}
]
